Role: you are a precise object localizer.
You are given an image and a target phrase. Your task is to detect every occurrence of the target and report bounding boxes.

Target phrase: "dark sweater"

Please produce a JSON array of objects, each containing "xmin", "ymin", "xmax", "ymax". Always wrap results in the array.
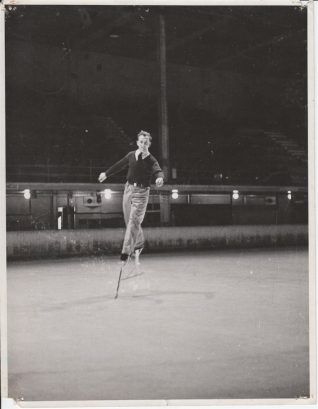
[{"xmin": 105, "ymin": 151, "xmax": 164, "ymax": 187}]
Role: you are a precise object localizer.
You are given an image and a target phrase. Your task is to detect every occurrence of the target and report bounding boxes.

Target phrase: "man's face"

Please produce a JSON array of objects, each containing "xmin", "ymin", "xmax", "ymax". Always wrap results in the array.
[{"xmin": 137, "ymin": 136, "xmax": 151, "ymax": 153}]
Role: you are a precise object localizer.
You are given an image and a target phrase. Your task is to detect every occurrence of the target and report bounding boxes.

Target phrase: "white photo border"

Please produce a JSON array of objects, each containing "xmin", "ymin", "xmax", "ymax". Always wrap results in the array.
[{"xmin": 1, "ymin": 0, "xmax": 315, "ymax": 408}]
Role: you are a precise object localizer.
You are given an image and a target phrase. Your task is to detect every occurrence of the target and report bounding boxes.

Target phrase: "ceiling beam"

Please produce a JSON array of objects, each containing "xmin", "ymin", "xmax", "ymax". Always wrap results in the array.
[
  {"xmin": 148, "ymin": 14, "xmax": 231, "ymax": 58},
  {"xmin": 210, "ymin": 28, "xmax": 306, "ymax": 69},
  {"xmin": 76, "ymin": 10, "xmax": 141, "ymax": 49}
]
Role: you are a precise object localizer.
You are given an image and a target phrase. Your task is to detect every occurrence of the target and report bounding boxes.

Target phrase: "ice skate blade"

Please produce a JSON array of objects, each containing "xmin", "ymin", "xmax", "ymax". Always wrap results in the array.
[{"xmin": 122, "ymin": 271, "xmax": 144, "ymax": 281}]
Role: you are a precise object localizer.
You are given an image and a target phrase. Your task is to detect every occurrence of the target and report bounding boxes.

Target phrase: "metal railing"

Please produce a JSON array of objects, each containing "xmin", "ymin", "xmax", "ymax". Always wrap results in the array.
[{"xmin": 6, "ymin": 163, "xmax": 308, "ymax": 186}]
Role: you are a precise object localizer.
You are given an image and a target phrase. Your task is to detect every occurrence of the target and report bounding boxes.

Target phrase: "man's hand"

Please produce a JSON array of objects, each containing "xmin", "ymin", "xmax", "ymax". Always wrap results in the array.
[
  {"xmin": 155, "ymin": 177, "xmax": 164, "ymax": 187},
  {"xmin": 98, "ymin": 172, "xmax": 107, "ymax": 183}
]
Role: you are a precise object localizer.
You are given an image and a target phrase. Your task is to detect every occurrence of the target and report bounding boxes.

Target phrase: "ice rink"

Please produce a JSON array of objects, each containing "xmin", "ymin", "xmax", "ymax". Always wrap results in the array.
[{"xmin": 7, "ymin": 247, "xmax": 309, "ymax": 401}]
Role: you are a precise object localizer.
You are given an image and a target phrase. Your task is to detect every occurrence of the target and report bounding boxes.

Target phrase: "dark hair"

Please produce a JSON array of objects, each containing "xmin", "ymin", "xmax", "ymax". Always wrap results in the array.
[{"xmin": 137, "ymin": 130, "xmax": 152, "ymax": 142}]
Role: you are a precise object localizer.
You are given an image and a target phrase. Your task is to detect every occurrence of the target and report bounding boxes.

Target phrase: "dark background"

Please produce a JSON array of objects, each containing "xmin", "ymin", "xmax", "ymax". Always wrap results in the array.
[{"xmin": 5, "ymin": 5, "xmax": 308, "ymax": 185}]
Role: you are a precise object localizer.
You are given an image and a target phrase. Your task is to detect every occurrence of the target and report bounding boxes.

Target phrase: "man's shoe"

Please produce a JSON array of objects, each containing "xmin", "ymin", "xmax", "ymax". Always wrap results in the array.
[{"xmin": 120, "ymin": 253, "xmax": 129, "ymax": 262}]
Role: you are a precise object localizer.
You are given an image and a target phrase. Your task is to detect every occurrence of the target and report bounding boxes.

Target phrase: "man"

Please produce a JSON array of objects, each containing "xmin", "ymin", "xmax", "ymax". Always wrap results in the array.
[{"xmin": 98, "ymin": 130, "xmax": 164, "ymax": 264}]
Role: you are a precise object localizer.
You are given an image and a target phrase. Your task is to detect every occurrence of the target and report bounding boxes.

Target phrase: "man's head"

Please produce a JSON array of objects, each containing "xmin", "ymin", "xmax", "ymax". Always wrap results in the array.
[{"xmin": 137, "ymin": 130, "xmax": 152, "ymax": 153}]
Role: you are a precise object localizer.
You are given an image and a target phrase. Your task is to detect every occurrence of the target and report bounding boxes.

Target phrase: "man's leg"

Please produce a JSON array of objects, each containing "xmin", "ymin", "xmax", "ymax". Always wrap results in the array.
[
  {"xmin": 134, "ymin": 226, "xmax": 144, "ymax": 251},
  {"xmin": 122, "ymin": 182, "xmax": 132, "ymax": 226},
  {"xmin": 120, "ymin": 183, "xmax": 133, "ymax": 259},
  {"xmin": 133, "ymin": 227, "xmax": 144, "ymax": 266},
  {"xmin": 122, "ymin": 187, "xmax": 149, "ymax": 256}
]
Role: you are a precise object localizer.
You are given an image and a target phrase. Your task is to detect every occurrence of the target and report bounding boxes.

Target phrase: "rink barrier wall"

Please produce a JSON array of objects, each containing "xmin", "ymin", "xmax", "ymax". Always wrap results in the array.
[{"xmin": 6, "ymin": 224, "xmax": 308, "ymax": 260}]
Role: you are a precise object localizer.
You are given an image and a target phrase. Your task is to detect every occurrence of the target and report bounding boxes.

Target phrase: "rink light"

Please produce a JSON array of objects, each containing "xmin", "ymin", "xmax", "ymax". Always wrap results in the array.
[
  {"xmin": 104, "ymin": 189, "xmax": 112, "ymax": 200},
  {"xmin": 171, "ymin": 189, "xmax": 179, "ymax": 200},
  {"xmin": 23, "ymin": 189, "xmax": 31, "ymax": 200},
  {"xmin": 232, "ymin": 190, "xmax": 239, "ymax": 200},
  {"xmin": 287, "ymin": 190, "xmax": 292, "ymax": 200}
]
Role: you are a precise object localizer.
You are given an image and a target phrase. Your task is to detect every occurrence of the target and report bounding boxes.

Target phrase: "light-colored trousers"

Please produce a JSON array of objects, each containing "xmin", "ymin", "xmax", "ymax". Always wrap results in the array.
[{"xmin": 122, "ymin": 182, "xmax": 150, "ymax": 255}]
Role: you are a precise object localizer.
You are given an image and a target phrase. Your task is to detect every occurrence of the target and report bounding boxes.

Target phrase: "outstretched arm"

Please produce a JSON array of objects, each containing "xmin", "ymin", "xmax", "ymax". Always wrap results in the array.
[
  {"xmin": 152, "ymin": 160, "xmax": 164, "ymax": 187},
  {"xmin": 98, "ymin": 154, "xmax": 130, "ymax": 183}
]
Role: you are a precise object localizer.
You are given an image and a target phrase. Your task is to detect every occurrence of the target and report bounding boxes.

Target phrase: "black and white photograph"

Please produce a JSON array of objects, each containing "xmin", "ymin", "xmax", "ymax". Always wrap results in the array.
[{"xmin": 1, "ymin": 0, "xmax": 315, "ymax": 406}]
